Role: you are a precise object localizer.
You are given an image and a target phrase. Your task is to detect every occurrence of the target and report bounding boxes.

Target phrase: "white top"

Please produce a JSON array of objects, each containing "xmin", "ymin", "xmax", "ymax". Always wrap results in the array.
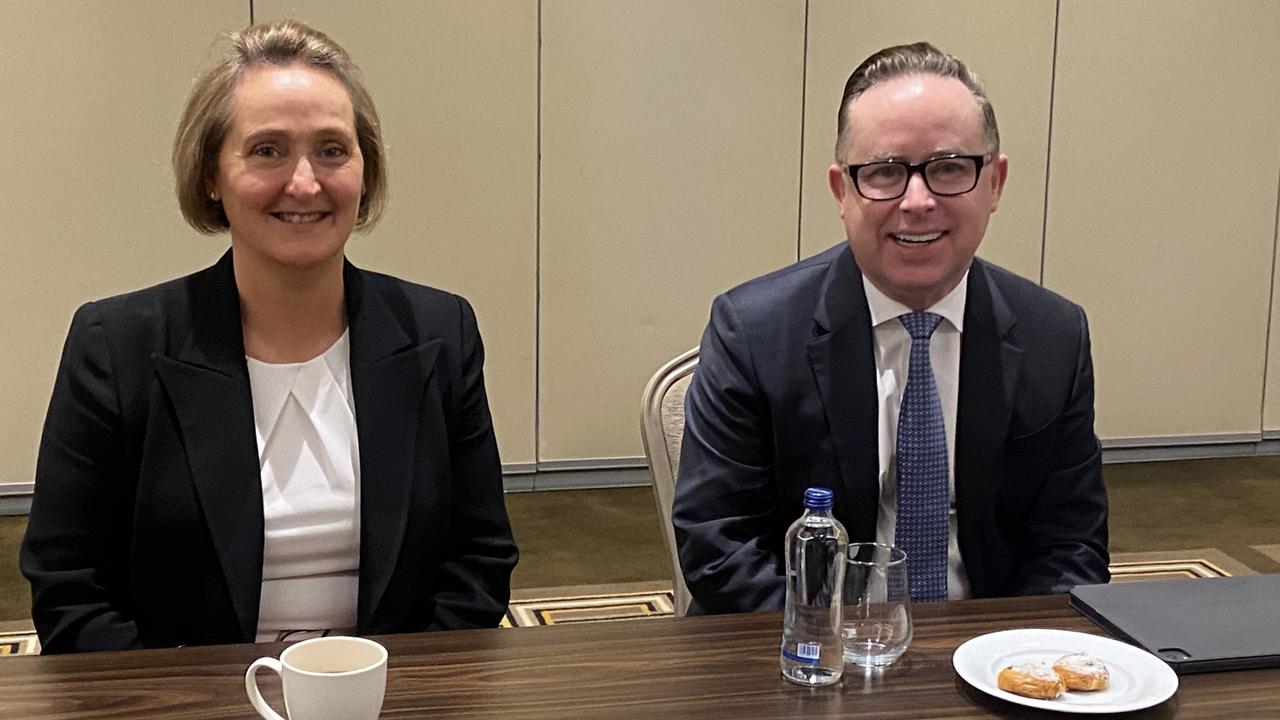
[
  {"xmin": 863, "ymin": 273, "xmax": 972, "ymax": 600},
  {"xmin": 247, "ymin": 330, "xmax": 361, "ymax": 642}
]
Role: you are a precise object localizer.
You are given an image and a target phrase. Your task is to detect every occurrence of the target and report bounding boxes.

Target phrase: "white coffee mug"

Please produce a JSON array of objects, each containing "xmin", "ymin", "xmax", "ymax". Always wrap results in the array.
[{"xmin": 245, "ymin": 636, "xmax": 387, "ymax": 720}]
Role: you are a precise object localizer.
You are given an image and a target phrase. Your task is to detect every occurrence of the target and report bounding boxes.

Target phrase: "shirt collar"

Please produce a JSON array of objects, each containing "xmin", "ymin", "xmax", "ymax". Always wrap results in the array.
[
  {"xmin": 246, "ymin": 329, "xmax": 351, "ymax": 451},
  {"xmin": 863, "ymin": 270, "xmax": 969, "ymax": 333}
]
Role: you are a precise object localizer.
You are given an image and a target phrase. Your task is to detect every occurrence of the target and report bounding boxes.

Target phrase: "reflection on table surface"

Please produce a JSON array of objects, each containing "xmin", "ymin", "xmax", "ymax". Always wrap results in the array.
[{"xmin": 2, "ymin": 594, "xmax": 1276, "ymax": 719}]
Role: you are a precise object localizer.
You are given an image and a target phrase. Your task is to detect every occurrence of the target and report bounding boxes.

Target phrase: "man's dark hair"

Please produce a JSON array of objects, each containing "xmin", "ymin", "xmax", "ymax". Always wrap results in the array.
[{"xmin": 835, "ymin": 42, "xmax": 999, "ymax": 162}]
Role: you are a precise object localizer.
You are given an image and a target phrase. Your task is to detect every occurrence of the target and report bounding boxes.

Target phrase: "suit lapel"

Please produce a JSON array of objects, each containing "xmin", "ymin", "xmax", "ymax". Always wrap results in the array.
[
  {"xmin": 807, "ymin": 247, "xmax": 880, "ymax": 539},
  {"xmin": 954, "ymin": 260, "xmax": 1021, "ymax": 594},
  {"xmin": 151, "ymin": 252, "xmax": 263, "ymax": 642},
  {"xmin": 345, "ymin": 265, "xmax": 442, "ymax": 628}
]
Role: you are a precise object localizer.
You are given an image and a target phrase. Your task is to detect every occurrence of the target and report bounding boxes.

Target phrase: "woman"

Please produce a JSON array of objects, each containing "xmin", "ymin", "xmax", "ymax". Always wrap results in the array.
[{"xmin": 20, "ymin": 19, "xmax": 517, "ymax": 653}]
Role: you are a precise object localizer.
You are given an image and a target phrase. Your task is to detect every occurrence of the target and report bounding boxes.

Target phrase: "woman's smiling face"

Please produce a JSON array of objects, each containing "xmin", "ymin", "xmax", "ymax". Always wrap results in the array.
[{"xmin": 211, "ymin": 63, "xmax": 364, "ymax": 273}]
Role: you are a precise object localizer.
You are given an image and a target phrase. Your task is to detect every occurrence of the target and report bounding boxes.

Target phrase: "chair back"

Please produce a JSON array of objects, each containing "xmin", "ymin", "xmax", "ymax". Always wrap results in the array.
[{"xmin": 640, "ymin": 347, "xmax": 699, "ymax": 616}]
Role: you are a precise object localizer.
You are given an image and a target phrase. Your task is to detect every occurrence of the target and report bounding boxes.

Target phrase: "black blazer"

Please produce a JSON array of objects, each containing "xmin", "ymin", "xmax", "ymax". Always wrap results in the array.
[
  {"xmin": 673, "ymin": 243, "xmax": 1109, "ymax": 614},
  {"xmin": 21, "ymin": 251, "xmax": 518, "ymax": 652}
]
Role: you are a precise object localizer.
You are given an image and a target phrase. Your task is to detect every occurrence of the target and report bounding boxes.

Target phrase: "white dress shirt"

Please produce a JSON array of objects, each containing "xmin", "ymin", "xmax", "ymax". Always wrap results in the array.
[
  {"xmin": 247, "ymin": 330, "xmax": 362, "ymax": 642},
  {"xmin": 863, "ymin": 273, "xmax": 972, "ymax": 600}
]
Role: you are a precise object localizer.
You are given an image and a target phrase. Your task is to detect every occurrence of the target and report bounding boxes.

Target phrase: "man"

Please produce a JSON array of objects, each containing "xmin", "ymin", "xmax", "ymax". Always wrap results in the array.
[{"xmin": 673, "ymin": 42, "xmax": 1108, "ymax": 615}]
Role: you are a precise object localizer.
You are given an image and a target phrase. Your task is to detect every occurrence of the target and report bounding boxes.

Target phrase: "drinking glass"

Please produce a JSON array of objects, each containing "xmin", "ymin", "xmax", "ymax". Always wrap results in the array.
[{"xmin": 843, "ymin": 543, "xmax": 912, "ymax": 667}]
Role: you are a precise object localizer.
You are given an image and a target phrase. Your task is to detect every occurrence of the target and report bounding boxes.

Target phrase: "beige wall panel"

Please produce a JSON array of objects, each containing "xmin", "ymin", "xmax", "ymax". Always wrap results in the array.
[
  {"xmin": 258, "ymin": 2, "xmax": 539, "ymax": 465},
  {"xmin": 0, "ymin": 2, "xmax": 246, "ymax": 487},
  {"xmin": 1046, "ymin": 1, "xmax": 1280, "ymax": 440},
  {"xmin": 801, "ymin": 0, "xmax": 1055, "ymax": 279},
  {"xmin": 540, "ymin": 1, "xmax": 805, "ymax": 462}
]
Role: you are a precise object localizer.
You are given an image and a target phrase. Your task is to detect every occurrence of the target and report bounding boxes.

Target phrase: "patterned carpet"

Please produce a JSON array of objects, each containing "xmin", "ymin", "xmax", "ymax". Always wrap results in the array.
[
  {"xmin": 1105, "ymin": 548, "xmax": 1257, "ymax": 582},
  {"xmin": 502, "ymin": 581, "xmax": 677, "ymax": 628},
  {"xmin": 0, "ymin": 551, "xmax": 1261, "ymax": 657},
  {"xmin": 0, "ymin": 622, "xmax": 37, "ymax": 657},
  {"xmin": 500, "ymin": 549, "xmax": 1258, "ymax": 627}
]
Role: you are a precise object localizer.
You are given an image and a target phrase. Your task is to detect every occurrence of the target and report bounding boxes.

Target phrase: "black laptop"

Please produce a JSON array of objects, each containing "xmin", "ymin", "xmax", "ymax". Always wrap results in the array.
[{"xmin": 1069, "ymin": 574, "xmax": 1280, "ymax": 674}]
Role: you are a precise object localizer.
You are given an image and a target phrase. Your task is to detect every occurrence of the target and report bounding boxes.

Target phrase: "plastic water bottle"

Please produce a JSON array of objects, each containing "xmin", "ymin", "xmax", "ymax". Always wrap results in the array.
[{"xmin": 780, "ymin": 487, "xmax": 848, "ymax": 686}]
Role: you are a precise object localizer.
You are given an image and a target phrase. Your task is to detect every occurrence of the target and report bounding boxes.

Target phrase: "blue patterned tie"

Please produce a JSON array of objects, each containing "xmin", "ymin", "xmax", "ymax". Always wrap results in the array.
[{"xmin": 895, "ymin": 311, "xmax": 949, "ymax": 602}]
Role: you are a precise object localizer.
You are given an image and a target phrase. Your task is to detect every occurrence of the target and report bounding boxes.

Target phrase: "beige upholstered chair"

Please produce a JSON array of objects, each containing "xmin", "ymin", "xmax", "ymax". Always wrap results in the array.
[{"xmin": 640, "ymin": 347, "xmax": 699, "ymax": 616}]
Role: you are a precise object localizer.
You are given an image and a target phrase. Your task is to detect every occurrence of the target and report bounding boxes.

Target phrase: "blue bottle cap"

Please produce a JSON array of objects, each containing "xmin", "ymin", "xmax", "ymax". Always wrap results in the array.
[{"xmin": 803, "ymin": 487, "xmax": 833, "ymax": 510}]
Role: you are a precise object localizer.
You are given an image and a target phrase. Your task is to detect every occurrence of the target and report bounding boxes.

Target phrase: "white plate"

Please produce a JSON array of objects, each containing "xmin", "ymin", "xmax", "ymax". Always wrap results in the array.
[{"xmin": 952, "ymin": 629, "xmax": 1179, "ymax": 714}]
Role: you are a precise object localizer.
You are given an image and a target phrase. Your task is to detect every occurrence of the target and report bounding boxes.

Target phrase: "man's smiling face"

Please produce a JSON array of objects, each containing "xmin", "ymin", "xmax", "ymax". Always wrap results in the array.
[{"xmin": 828, "ymin": 73, "xmax": 1007, "ymax": 309}]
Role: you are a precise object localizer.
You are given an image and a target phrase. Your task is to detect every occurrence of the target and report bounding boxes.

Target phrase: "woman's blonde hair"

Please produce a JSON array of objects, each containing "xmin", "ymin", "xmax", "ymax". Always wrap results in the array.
[{"xmin": 173, "ymin": 19, "xmax": 387, "ymax": 233}]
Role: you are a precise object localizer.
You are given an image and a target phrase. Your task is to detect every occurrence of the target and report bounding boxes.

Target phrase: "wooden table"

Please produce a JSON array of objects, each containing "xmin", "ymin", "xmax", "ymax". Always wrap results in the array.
[{"xmin": 1, "ymin": 595, "xmax": 1274, "ymax": 719}]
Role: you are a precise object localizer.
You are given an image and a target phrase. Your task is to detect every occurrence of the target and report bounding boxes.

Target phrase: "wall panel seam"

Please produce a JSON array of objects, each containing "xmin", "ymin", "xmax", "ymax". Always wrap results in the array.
[
  {"xmin": 535, "ymin": 0, "xmax": 544, "ymax": 463},
  {"xmin": 794, "ymin": 0, "xmax": 810, "ymax": 263},
  {"xmin": 1260, "ymin": 149, "xmax": 1280, "ymax": 429},
  {"xmin": 1038, "ymin": 0, "xmax": 1061, "ymax": 287}
]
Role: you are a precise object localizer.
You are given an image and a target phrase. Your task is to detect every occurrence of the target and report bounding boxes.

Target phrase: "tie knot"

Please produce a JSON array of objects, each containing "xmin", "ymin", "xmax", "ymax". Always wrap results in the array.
[{"xmin": 899, "ymin": 311, "xmax": 943, "ymax": 340}]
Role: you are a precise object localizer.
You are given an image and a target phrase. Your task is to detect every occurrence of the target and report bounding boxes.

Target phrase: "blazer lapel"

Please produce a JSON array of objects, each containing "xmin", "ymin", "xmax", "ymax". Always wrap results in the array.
[
  {"xmin": 954, "ymin": 260, "xmax": 1021, "ymax": 594},
  {"xmin": 807, "ymin": 247, "xmax": 880, "ymax": 539},
  {"xmin": 345, "ymin": 265, "xmax": 442, "ymax": 628},
  {"xmin": 151, "ymin": 252, "xmax": 263, "ymax": 642}
]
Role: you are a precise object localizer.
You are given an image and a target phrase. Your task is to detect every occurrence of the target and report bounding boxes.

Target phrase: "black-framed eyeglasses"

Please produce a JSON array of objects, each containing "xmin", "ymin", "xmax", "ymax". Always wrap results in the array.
[{"xmin": 844, "ymin": 154, "xmax": 989, "ymax": 201}]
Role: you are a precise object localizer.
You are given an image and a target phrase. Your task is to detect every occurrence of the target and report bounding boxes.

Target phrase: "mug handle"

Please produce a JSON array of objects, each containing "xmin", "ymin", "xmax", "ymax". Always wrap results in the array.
[{"xmin": 245, "ymin": 657, "xmax": 288, "ymax": 720}]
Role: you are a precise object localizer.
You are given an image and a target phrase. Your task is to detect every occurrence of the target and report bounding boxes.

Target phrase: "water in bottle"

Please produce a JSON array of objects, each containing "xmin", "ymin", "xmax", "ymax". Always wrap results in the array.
[{"xmin": 780, "ymin": 487, "xmax": 848, "ymax": 686}]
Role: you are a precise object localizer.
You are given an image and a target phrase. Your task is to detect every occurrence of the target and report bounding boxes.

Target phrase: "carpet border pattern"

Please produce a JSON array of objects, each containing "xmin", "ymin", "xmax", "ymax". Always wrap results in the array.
[{"xmin": 0, "ymin": 632, "xmax": 38, "ymax": 657}]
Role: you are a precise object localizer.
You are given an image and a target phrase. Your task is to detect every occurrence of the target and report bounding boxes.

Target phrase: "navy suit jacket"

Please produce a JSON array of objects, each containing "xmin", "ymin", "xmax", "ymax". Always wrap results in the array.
[
  {"xmin": 673, "ymin": 243, "xmax": 1108, "ymax": 614},
  {"xmin": 21, "ymin": 251, "xmax": 517, "ymax": 652}
]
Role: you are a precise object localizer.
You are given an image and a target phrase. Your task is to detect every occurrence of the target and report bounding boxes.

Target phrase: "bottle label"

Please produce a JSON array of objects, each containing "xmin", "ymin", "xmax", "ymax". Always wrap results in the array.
[{"xmin": 782, "ymin": 642, "xmax": 821, "ymax": 664}]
